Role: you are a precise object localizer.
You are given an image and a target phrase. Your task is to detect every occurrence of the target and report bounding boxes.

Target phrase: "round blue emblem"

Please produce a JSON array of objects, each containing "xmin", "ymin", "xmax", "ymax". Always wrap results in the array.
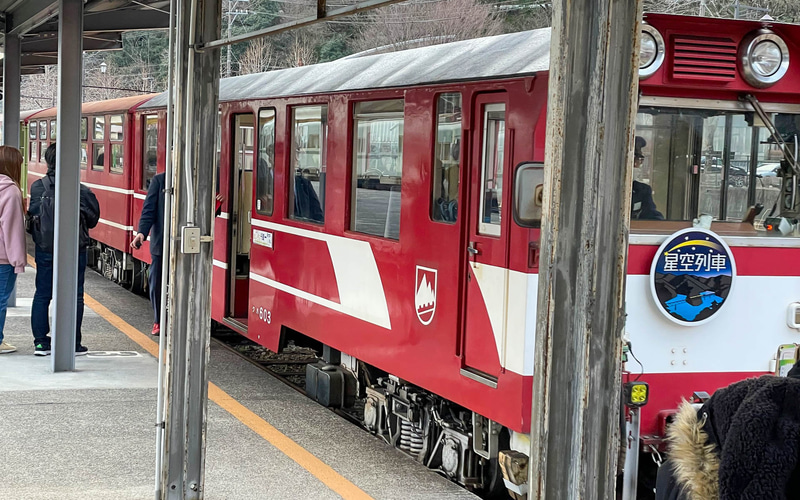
[{"xmin": 649, "ymin": 228, "xmax": 736, "ymax": 326}]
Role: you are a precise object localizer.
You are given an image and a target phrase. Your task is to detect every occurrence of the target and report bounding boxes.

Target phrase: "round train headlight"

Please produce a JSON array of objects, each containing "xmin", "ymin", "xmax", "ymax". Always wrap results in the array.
[
  {"xmin": 639, "ymin": 24, "xmax": 665, "ymax": 79},
  {"xmin": 739, "ymin": 29, "xmax": 790, "ymax": 88}
]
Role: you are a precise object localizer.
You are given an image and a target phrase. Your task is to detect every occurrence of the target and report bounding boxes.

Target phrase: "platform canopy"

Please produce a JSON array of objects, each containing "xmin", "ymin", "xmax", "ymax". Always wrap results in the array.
[{"xmin": 0, "ymin": 0, "xmax": 169, "ymax": 82}]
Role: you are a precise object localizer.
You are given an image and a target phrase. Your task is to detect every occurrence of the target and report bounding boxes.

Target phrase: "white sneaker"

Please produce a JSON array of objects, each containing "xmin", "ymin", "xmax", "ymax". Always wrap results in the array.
[{"xmin": 0, "ymin": 341, "xmax": 17, "ymax": 354}]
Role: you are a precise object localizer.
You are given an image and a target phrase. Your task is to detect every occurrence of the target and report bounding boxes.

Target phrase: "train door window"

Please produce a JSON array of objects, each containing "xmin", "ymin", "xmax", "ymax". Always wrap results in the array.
[
  {"xmin": 80, "ymin": 118, "xmax": 88, "ymax": 141},
  {"xmin": 109, "ymin": 115, "xmax": 124, "ymax": 174},
  {"xmin": 351, "ymin": 99, "xmax": 404, "ymax": 239},
  {"xmin": 289, "ymin": 105, "xmax": 327, "ymax": 224},
  {"xmin": 479, "ymin": 103, "xmax": 506, "ymax": 236},
  {"xmin": 50, "ymin": 120, "xmax": 56, "ymax": 140},
  {"xmin": 432, "ymin": 93, "xmax": 462, "ymax": 223},
  {"xmin": 142, "ymin": 115, "xmax": 158, "ymax": 189},
  {"xmin": 80, "ymin": 143, "xmax": 88, "ymax": 170},
  {"xmin": 39, "ymin": 121, "xmax": 47, "ymax": 140},
  {"xmin": 256, "ymin": 108, "xmax": 276, "ymax": 216}
]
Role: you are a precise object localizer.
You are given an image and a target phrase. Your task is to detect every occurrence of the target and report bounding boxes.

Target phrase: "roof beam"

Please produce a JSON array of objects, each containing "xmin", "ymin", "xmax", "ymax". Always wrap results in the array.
[
  {"xmin": 5, "ymin": 0, "xmax": 58, "ymax": 35},
  {"xmin": 22, "ymin": 32, "xmax": 122, "ymax": 53},
  {"xmin": 32, "ymin": 7, "xmax": 169, "ymax": 34}
]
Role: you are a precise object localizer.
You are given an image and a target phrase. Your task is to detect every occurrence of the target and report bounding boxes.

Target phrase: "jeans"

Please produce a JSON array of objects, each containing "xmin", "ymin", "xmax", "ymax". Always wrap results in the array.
[
  {"xmin": 0, "ymin": 264, "xmax": 17, "ymax": 344},
  {"xmin": 32, "ymin": 250, "xmax": 87, "ymax": 348},
  {"xmin": 149, "ymin": 254, "xmax": 162, "ymax": 325}
]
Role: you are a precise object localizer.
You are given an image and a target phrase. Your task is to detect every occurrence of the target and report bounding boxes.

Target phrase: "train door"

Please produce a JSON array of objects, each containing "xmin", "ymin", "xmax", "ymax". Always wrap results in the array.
[
  {"xmin": 461, "ymin": 94, "xmax": 511, "ymax": 382},
  {"xmin": 226, "ymin": 113, "xmax": 254, "ymax": 325}
]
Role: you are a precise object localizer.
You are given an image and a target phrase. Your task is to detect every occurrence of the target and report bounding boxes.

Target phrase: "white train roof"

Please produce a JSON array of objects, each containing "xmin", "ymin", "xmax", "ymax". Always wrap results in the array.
[{"xmin": 141, "ymin": 27, "xmax": 551, "ymax": 108}]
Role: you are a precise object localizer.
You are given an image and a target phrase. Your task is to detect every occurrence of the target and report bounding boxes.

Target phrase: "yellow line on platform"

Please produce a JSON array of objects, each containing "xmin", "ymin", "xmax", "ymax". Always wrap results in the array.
[{"xmin": 26, "ymin": 253, "xmax": 374, "ymax": 500}]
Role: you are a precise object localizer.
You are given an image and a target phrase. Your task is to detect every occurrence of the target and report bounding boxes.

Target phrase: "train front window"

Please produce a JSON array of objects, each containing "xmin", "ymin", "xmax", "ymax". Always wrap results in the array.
[{"xmin": 634, "ymin": 107, "xmax": 799, "ymax": 225}]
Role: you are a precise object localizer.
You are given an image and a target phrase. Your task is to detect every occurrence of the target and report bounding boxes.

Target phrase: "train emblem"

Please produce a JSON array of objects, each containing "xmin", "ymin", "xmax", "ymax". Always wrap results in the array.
[
  {"xmin": 649, "ymin": 228, "xmax": 736, "ymax": 326},
  {"xmin": 415, "ymin": 266, "xmax": 438, "ymax": 326}
]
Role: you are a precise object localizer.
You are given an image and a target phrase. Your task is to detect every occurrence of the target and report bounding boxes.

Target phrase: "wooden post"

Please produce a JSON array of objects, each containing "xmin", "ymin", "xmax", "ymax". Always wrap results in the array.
[{"xmin": 529, "ymin": 0, "xmax": 643, "ymax": 498}]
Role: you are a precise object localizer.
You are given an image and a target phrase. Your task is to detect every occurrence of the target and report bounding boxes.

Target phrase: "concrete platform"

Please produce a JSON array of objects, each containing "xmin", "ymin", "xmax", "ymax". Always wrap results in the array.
[{"xmin": 0, "ymin": 261, "xmax": 479, "ymax": 499}]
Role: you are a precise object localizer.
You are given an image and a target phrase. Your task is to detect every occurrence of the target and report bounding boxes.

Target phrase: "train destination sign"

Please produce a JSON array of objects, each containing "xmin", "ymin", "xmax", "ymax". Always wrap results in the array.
[{"xmin": 649, "ymin": 228, "xmax": 736, "ymax": 326}]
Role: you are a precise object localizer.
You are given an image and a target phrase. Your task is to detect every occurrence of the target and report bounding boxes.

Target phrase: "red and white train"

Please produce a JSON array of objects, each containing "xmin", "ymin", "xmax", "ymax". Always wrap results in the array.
[{"xmin": 20, "ymin": 13, "xmax": 800, "ymax": 497}]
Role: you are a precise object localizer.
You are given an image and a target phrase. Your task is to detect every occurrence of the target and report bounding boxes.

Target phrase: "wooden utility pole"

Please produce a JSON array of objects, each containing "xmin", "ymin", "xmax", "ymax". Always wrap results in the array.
[{"xmin": 529, "ymin": 0, "xmax": 643, "ymax": 498}]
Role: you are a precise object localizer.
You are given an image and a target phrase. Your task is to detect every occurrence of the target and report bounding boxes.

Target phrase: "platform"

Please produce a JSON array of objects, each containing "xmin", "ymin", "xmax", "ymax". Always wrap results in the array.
[{"xmin": 0, "ymin": 259, "xmax": 478, "ymax": 500}]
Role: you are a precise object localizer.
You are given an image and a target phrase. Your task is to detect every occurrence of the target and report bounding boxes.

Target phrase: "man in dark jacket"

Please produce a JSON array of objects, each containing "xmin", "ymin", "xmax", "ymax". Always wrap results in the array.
[
  {"xmin": 632, "ymin": 136, "xmax": 664, "ymax": 221},
  {"xmin": 656, "ymin": 364, "xmax": 800, "ymax": 499},
  {"xmin": 29, "ymin": 143, "xmax": 100, "ymax": 356},
  {"xmin": 131, "ymin": 172, "xmax": 164, "ymax": 336}
]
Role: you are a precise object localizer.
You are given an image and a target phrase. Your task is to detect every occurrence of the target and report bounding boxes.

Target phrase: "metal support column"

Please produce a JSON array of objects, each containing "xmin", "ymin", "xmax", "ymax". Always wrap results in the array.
[
  {"xmin": 528, "ymin": 0, "xmax": 643, "ymax": 498},
  {"xmin": 3, "ymin": 31, "xmax": 21, "ymax": 307},
  {"xmin": 52, "ymin": 0, "xmax": 84, "ymax": 372},
  {"xmin": 158, "ymin": 0, "xmax": 221, "ymax": 497}
]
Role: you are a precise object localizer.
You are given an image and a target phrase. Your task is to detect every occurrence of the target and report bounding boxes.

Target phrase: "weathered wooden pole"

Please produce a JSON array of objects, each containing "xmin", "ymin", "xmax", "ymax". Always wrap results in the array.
[{"xmin": 529, "ymin": 0, "xmax": 643, "ymax": 498}]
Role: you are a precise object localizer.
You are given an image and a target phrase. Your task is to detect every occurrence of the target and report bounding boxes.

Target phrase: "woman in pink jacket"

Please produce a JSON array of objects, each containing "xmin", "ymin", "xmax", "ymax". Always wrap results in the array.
[{"xmin": 0, "ymin": 146, "xmax": 27, "ymax": 354}]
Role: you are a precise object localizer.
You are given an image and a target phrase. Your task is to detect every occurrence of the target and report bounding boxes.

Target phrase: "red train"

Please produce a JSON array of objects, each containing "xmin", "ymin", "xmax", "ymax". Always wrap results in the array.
[{"xmin": 22, "ymin": 13, "xmax": 800, "ymax": 498}]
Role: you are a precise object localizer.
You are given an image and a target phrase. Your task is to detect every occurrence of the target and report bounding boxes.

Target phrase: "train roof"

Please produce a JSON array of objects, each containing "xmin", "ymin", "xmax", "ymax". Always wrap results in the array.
[
  {"xmin": 34, "ymin": 93, "xmax": 159, "ymax": 118},
  {"xmin": 140, "ymin": 27, "xmax": 551, "ymax": 109}
]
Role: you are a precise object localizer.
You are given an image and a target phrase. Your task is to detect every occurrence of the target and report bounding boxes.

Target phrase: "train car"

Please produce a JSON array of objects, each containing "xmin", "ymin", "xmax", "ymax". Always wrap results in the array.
[
  {"xmin": 31, "ymin": 12, "xmax": 800, "ymax": 497},
  {"xmin": 25, "ymin": 95, "xmax": 157, "ymax": 292}
]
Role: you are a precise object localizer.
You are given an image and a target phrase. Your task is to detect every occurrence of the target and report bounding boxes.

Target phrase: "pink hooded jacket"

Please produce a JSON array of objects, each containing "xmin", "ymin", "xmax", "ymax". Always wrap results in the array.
[{"xmin": 0, "ymin": 174, "xmax": 27, "ymax": 273}]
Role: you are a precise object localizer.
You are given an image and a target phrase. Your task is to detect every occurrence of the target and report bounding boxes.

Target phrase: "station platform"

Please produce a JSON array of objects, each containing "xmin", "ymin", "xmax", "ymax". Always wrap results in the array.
[{"xmin": 0, "ymin": 257, "xmax": 478, "ymax": 500}]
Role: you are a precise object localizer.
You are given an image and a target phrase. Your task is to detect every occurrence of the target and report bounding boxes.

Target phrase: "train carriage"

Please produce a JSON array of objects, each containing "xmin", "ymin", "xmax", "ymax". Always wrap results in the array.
[{"xmin": 28, "ymin": 12, "xmax": 800, "ymax": 497}]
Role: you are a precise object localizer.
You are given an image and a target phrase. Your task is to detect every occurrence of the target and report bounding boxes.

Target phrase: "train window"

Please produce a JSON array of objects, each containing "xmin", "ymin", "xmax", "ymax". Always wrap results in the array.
[
  {"xmin": 110, "ymin": 144, "xmax": 123, "ymax": 174},
  {"xmin": 50, "ymin": 120, "xmax": 56, "ymax": 140},
  {"xmin": 142, "ymin": 115, "xmax": 158, "ymax": 190},
  {"xmin": 39, "ymin": 142, "xmax": 47, "ymax": 163},
  {"xmin": 29, "ymin": 122, "xmax": 37, "ymax": 144},
  {"xmin": 109, "ymin": 115, "xmax": 123, "ymax": 141},
  {"xmin": 93, "ymin": 116, "xmax": 105, "ymax": 140},
  {"xmin": 479, "ymin": 103, "xmax": 506, "ymax": 237},
  {"xmin": 39, "ymin": 121, "xmax": 47, "ymax": 140},
  {"xmin": 80, "ymin": 118, "xmax": 88, "ymax": 141},
  {"xmin": 29, "ymin": 142, "xmax": 37, "ymax": 163},
  {"xmin": 289, "ymin": 105, "xmax": 327, "ymax": 224},
  {"xmin": 80, "ymin": 143, "xmax": 88, "ymax": 170},
  {"xmin": 635, "ymin": 108, "xmax": 800, "ymax": 223},
  {"xmin": 514, "ymin": 163, "xmax": 545, "ymax": 227},
  {"xmin": 351, "ymin": 100, "xmax": 404, "ymax": 239},
  {"xmin": 256, "ymin": 108, "xmax": 275, "ymax": 216},
  {"xmin": 92, "ymin": 143, "xmax": 105, "ymax": 171},
  {"xmin": 431, "ymin": 93, "xmax": 462, "ymax": 223}
]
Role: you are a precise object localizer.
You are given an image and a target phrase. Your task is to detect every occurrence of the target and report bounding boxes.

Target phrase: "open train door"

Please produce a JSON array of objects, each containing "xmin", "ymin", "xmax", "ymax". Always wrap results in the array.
[
  {"xmin": 460, "ymin": 94, "xmax": 512, "ymax": 385},
  {"xmin": 225, "ymin": 113, "xmax": 255, "ymax": 330}
]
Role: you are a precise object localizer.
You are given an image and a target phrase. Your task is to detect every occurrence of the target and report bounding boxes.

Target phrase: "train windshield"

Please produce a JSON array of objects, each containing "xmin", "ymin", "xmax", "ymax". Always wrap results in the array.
[{"xmin": 634, "ymin": 107, "xmax": 800, "ymax": 225}]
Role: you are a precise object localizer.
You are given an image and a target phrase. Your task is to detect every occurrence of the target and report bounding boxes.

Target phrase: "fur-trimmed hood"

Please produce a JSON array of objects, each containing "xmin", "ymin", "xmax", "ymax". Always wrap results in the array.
[{"xmin": 661, "ymin": 370, "xmax": 800, "ymax": 500}]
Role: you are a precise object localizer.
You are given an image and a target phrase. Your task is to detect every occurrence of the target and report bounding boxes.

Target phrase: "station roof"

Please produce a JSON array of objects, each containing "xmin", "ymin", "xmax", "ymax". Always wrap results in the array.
[{"xmin": 0, "ymin": 1, "xmax": 169, "ymax": 78}]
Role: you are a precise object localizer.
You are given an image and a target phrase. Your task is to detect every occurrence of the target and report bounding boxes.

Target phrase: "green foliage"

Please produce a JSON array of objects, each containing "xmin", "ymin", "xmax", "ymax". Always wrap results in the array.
[{"xmin": 318, "ymin": 36, "xmax": 351, "ymax": 63}]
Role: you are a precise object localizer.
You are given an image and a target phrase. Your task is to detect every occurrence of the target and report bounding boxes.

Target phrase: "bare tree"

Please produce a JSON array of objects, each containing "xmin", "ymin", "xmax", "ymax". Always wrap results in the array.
[
  {"xmin": 239, "ymin": 37, "xmax": 277, "ymax": 74},
  {"xmin": 644, "ymin": 0, "xmax": 800, "ymax": 21},
  {"xmin": 282, "ymin": 32, "xmax": 318, "ymax": 67},
  {"xmin": 21, "ymin": 66, "xmax": 58, "ymax": 111},
  {"xmin": 353, "ymin": 0, "xmax": 503, "ymax": 54}
]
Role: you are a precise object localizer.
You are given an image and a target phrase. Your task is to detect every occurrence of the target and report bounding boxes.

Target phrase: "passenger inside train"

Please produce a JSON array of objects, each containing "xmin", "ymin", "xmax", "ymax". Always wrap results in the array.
[{"xmin": 631, "ymin": 136, "xmax": 664, "ymax": 221}]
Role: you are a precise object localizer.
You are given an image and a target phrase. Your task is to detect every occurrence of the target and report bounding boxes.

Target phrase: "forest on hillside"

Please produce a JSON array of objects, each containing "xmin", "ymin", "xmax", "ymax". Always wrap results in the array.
[{"xmin": 19, "ymin": 0, "xmax": 800, "ymax": 110}]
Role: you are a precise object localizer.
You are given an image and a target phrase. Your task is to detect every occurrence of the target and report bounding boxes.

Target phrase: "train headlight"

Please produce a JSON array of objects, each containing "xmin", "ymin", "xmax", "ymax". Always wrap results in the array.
[
  {"xmin": 624, "ymin": 381, "xmax": 649, "ymax": 407},
  {"xmin": 639, "ymin": 24, "xmax": 665, "ymax": 79},
  {"xmin": 740, "ymin": 29, "xmax": 790, "ymax": 88}
]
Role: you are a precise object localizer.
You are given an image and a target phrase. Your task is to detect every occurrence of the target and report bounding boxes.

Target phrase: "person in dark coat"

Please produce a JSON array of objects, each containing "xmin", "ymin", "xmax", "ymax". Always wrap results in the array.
[
  {"xmin": 29, "ymin": 143, "xmax": 100, "ymax": 355},
  {"xmin": 131, "ymin": 172, "xmax": 164, "ymax": 336},
  {"xmin": 293, "ymin": 173, "xmax": 324, "ymax": 222},
  {"xmin": 655, "ymin": 363, "xmax": 800, "ymax": 500},
  {"xmin": 632, "ymin": 136, "xmax": 664, "ymax": 221}
]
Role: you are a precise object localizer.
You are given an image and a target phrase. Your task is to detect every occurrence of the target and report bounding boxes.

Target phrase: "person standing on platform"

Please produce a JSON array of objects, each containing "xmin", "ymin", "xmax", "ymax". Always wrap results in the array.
[
  {"xmin": 0, "ymin": 147, "xmax": 28, "ymax": 354},
  {"xmin": 131, "ymin": 172, "xmax": 165, "ymax": 336},
  {"xmin": 28, "ymin": 143, "xmax": 100, "ymax": 356}
]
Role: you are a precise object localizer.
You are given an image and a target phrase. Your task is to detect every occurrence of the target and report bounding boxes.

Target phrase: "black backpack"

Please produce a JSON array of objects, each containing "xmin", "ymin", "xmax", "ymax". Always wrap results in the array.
[{"xmin": 29, "ymin": 176, "xmax": 57, "ymax": 253}]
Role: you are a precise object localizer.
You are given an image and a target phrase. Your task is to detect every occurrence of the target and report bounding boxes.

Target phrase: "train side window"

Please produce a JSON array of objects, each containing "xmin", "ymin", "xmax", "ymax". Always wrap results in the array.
[
  {"xmin": 514, "ymin": 163, "xmax": 545, "ymax": 227},
  {"xmin": 39, "ymin": 142, "xmax": 47, "ymax": 163},
  {"xmin": 80, "ymin": 143, "xmax": 88, "ymax": 170},
  {"xmin": 50, "ymin": 120, "xmax": 56, "ymax": 140},
  {"xmin": 39, "ymin": 121, "xmax": 47, "ymax": 140},
  {"xmin": 289, "ymin": 105, "xmax": 327, "ymax": 224},
  {"xmin": 351, "ymin": 99, "xmax": 404, "ymax": 239},
  {"xmin": 431, "ymin": 93, "xmax": 462, "ymax": 223},
  {"xmin": 256, "ymin": 108, "xmax": 276, "ymax": 216},
  {"xmin": 29, "ymin": 141, "xmax": 37, "ymax": 163},
  {"xmin": 109, "ymin": 115, "xmax": 124, "ymax": 174},
  {"xmin": 80, "ymin": 118, "xmax": 88, "ymax": 141},
  {"xmin": 29, "ymin": 122, "xmax": 37, "ymax": 146},
  {"xmin": 479, "ymin": 103, "xmax": 506, "ymax": 236},
  {"xmin": 142, "ymin": 115, "xmax": 158, "ymax": 189},
  {"xmin": 93, "ymin": 116, "xmax": 105, "ymax": 141},
  {"xmin": 92, "ymin": 143, "xmax": 105, "ymax": 171}
]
